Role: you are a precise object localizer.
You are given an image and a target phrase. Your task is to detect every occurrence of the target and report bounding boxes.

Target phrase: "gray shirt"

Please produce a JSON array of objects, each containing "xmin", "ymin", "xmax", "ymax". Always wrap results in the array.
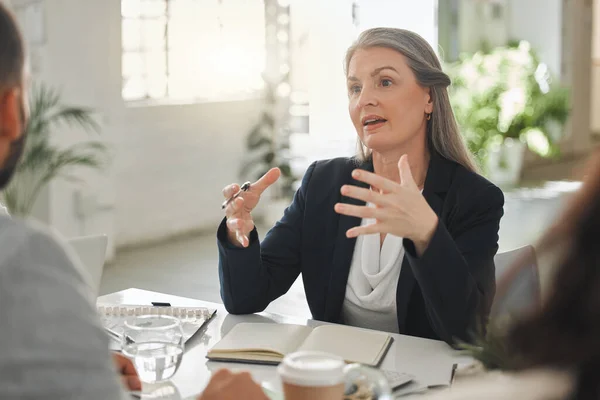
[{"xmin": 0, "ymin": 215, "xmax": 128, "ymax": 399}]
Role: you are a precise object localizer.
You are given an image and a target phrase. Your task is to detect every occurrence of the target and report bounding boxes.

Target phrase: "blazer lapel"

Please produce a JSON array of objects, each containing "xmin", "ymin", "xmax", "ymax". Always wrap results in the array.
[
  {"xmin": 395, "ymin": 151, "xmax": 453, "ymax": 333},
  {"xmin": 324, "ymin": 159, "xmax": 373, "ymax": 322}
]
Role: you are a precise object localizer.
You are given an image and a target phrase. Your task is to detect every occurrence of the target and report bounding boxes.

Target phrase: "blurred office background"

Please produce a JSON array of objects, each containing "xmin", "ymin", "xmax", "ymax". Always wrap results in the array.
[{"xmin": 2, "ymin": 0, "xmax": 598, "ymax": 318}]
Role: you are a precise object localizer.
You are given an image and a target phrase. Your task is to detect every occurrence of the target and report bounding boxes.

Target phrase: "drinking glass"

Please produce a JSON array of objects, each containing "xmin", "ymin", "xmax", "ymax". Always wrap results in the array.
[{"xmin": 121, "ymin": 315, "xmax": 184, "ymax": 384}]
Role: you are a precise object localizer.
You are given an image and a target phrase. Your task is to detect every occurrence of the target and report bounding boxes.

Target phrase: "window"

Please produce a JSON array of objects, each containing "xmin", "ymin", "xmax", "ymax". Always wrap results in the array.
[{"xmin": 121, "ymin": 0, "xmax": 266, "ymax": 102}]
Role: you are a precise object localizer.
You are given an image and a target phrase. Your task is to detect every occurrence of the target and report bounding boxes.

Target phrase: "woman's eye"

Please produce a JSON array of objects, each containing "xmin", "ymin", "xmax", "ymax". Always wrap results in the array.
[
  {"xmin": 381, "ymin": 79, "xmax": 393, "ymax": 87},
  {"xmin": 349, "ymin": 85, "xmax": 361, "ymax": 94}
]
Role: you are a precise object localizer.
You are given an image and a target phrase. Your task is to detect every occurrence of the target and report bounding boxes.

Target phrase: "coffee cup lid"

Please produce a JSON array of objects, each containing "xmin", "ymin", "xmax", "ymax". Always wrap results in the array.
[{"xmin": 277, "ymin": 351, "xmax": 345, "ymax": 387}]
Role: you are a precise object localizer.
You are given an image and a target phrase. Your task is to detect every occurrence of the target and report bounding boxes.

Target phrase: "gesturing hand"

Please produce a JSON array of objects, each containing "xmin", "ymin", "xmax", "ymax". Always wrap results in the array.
[
  {"xmin": 197, "ymin": 369, "xmax": 268, "ymax": 400},
  {"xmin": 334, "ymin": 155, "xmax": 438, "ymax": 256},
  {"xmin": 222, "ymin": 168, "xmax": 281, "ymax": 247}
]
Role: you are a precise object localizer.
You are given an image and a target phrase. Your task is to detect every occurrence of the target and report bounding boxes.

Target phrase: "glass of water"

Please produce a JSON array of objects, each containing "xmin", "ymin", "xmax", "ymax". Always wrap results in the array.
[{"xmin": 121, "ymin": 315, "xmax": 184, "ymax": 384}]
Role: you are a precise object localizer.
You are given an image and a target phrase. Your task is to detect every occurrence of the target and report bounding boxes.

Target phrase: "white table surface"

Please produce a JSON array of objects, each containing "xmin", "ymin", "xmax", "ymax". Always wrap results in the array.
[{"xmin": 98, "ymin": 288, "xmax": 462, "ymax": 399}]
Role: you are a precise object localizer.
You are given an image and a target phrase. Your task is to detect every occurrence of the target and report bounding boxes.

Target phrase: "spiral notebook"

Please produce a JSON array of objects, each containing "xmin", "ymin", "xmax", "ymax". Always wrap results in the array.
[{"xmin": 97, "ymin": 304, "xmax": 217, "ymax": 349}]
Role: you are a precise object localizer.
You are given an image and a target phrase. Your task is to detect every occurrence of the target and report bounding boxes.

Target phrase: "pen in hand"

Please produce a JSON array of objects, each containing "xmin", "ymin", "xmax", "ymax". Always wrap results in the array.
[{"xmin": 221, "ymin": 181, "xmax": 251, "ymax": 210}]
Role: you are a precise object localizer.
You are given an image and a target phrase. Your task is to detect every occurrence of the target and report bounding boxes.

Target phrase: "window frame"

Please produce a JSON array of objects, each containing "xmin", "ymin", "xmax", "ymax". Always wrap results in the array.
[{"xmin": 120, "ymin": 0, "xmax": 267, "ymax": 105}]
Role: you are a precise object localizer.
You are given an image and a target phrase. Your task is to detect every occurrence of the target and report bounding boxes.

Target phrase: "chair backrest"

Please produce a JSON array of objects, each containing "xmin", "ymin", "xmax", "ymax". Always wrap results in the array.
[
  {"xmin": 67, "ymin": 234, "xmax": 108, "ymax": 298},
  {"xmin": 491, "ymin": 245, "xmax": 540, "ymax": 318}
]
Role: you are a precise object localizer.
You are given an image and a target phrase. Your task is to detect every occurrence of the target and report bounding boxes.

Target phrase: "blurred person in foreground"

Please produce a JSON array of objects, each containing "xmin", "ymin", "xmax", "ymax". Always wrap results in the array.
[
  {"xmin": 422, "ymin": 151, "xmax": 600, "ymax": 399},
  {"xmin": 0, "ymin": 3, "xmax": 266, "ymax": 399}
]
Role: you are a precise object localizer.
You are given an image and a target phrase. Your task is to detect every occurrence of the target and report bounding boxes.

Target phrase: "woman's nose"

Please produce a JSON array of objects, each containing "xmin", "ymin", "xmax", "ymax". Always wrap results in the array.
[{"xmin": 356, "ymin": 86, "xmax": 378, "ymax": 108}]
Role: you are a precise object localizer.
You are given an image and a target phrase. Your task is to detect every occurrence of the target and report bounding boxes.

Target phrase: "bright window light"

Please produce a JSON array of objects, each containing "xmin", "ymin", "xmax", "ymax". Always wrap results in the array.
[{"xmin": 121, "ymin": 0, "xmax": 266, "ymax": 102}]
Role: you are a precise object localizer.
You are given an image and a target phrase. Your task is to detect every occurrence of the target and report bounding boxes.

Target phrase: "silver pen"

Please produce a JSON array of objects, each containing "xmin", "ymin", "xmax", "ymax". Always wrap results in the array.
[{"xmin": 221, "ymin": 181, "xmax": 251, "ymax": 209}]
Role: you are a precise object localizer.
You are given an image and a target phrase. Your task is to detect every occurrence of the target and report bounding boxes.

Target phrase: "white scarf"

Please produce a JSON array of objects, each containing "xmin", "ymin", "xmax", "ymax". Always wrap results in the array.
[{"xmin": 343, "ymin": 203, "xmax": 404, "ymax": 333}]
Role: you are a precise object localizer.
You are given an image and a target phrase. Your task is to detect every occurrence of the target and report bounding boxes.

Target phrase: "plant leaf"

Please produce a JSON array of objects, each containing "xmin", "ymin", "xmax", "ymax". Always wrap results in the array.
[{"xmin": 4, "ymin": 82, "xmax": 107, "ymax": 215}]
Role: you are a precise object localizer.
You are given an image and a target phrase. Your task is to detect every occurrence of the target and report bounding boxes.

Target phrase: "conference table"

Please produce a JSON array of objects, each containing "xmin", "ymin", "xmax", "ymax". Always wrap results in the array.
[{"xmin": 98, "ymin": 288, "xmax": 467, "ymax": 399}]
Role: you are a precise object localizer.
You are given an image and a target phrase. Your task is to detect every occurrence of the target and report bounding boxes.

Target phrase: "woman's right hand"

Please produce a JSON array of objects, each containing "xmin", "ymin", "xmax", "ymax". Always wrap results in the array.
[{"xmin": 223, "ymin": 167, "xmax": 281, "ymax": 247}]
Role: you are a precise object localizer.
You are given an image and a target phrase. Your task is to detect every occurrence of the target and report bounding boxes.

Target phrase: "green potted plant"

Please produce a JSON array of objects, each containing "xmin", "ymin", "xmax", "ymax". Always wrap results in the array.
[
  {"xmin": 2, "ymin": 83, "xmax": 108, "ymax": 217},
  {"xmin": 448, "ymin": 41, "xmax": 570, "ymax": 187}
]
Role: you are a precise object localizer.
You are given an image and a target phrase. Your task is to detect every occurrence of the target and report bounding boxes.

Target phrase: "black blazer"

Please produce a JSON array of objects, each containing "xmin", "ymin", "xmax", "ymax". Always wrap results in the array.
[{"xmin": 217, "ymin": 152, "xmax": 504, "ymax": 345}]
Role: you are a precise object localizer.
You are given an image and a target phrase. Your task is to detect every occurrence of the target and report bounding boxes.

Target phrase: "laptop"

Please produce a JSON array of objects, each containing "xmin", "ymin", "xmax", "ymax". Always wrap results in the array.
[{"xmin": 67, "ymin": 234, "xmax": 108, "ymax": 298}]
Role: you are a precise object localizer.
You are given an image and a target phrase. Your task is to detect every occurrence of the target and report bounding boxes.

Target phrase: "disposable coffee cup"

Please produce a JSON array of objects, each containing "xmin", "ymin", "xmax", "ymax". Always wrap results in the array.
[{"xmin": 277, "ymin": 351, "xmax": 392, "ymax": 400}]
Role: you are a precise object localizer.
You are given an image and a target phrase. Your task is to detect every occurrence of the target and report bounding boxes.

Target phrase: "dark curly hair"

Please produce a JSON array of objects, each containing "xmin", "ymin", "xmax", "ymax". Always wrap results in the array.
[{"xmin": 504, "ymin": 151, "xmax": 600, "ymax": 399}]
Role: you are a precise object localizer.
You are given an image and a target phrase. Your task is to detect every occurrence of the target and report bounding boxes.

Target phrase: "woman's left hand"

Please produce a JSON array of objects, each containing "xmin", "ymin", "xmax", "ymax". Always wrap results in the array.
[{"xmin": 334, "ymin": 155, "xmax": 439, "ymax": 256}]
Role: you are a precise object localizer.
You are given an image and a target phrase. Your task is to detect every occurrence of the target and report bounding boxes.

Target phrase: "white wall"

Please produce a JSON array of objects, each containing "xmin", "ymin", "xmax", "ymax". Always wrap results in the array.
[
  {"xmin": 307, "ymin": 0, "xmax": 356, "ymax": 158},
  {"xmin": 458, "ymin": 0, "xmax": 509, "ymax": 54},
  {"xmin": 453, "ymin": 0, "xmax": 562, "ymax": 76},
  {"xmin": 304, "ymin": 0, "xmax": 439, "ymax": 162},
  {"xmin": 359, "ymin": 0, "xmax": 438, "ymax": 50},
  {"xmin": 507, "ymin": 0, "xmax": 563, "ymax": 76},
  {"xmin": 11, "ymin": 0, "xmax": 262, "ymax": 253}
]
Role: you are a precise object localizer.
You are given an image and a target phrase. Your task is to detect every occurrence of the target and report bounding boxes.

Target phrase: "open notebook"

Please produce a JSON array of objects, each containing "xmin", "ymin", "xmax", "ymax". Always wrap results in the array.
[{"xmin": 207, "ymin": 323, "xmax": 393, "ymax": 367}]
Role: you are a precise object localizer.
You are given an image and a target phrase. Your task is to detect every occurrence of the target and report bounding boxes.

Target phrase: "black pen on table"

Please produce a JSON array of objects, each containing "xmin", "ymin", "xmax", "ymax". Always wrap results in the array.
[{"xmin": 221, "ymin": 181, "xmax": 251, "ymax": 209}]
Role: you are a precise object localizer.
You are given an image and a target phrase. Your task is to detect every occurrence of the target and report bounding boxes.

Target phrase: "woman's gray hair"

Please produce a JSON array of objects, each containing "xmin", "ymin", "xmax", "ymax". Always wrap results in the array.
[{"xmin": 345, "ymin": 27, "xmax": 477, "ymax": 172}]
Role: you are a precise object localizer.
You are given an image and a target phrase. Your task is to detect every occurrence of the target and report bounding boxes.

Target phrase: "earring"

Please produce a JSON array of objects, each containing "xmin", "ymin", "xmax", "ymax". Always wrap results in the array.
[{"xmin": 426, "ymin": 113, "xmax": 432, "ymax": 121}]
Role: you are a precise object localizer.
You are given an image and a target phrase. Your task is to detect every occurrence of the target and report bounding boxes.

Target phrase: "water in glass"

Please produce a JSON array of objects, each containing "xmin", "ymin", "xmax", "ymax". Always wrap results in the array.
[
  {"xmin": 123, "ymin": 342, "xmax": 183, "ymax": 383},
  {"xmin": 121, "ymin": 315, "xmax": 184, "ymax": 384}
]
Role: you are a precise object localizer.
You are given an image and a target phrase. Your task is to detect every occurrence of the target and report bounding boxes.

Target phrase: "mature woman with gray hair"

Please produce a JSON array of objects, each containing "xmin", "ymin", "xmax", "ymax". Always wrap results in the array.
[{"xmin": 218, "ymin": 27, "xmax": 504, "ymax": 345}]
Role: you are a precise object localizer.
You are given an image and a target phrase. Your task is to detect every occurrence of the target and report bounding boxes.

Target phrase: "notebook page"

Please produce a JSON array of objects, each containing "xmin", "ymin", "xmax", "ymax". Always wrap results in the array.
[
  {"xmin": 298, "ymin": 324, "xmax": 391, "ymax": 366},
  {"xmin": 210, "ymin": 323, "xmax": 313, "ymax": 356}
]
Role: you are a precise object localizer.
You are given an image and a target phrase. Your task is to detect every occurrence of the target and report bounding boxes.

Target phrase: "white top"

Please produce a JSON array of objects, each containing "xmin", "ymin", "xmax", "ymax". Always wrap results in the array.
[{"xmin": 342, "ymin": 203, "xmax": 404, "ymax": 333}]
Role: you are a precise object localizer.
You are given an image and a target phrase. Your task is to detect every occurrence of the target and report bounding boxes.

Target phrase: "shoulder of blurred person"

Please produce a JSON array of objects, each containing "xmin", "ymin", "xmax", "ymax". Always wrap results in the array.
[
  {"xmin": 0, "ymin": 214, "xmax": 97, "ymax": 296},
  {"xmin": 0, "ymin": 214, "xmax": 128, "ymax": 399},
  {"xmin": 488, "ymin": 151, "xmax": 600, "ymax": 399},
  {"xmin": 423, "ymin": 368, "xmax": 574, "ymax": 400}
]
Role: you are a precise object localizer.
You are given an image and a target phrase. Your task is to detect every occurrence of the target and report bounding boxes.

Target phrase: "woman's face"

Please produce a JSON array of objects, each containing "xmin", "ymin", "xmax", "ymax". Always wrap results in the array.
[{"xmin": 347, "ymin": 47, "xmax": 432, "ymax": 155}]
